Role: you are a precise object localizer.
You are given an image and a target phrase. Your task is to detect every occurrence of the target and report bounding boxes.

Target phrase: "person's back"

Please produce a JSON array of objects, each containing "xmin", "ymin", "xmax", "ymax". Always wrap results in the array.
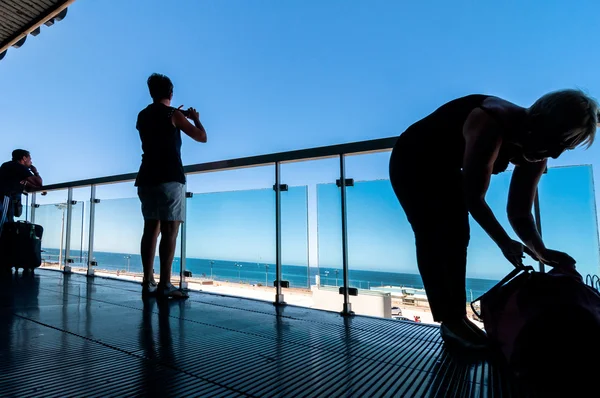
[
  {"xmin": 0, "ymin": 160, "xmax": 31, "ymax": 197},
  {"xmin": 135, "ymin": 103, "xmax": 185, "ymax": 187},
  {"xmin": 396, "ymin": 94, "xmax": 494, "ymax": 168}
]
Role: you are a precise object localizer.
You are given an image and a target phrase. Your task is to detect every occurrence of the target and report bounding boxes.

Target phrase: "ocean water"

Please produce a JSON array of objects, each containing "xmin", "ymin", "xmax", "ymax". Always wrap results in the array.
[{"xmin": 41, "ymin": 248, "xmax": 500, "ymax": 299}]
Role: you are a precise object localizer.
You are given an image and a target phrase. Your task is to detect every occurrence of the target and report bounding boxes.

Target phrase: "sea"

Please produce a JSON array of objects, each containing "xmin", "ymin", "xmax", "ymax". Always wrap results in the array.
[{"xmin": 41, "ymin": 248, "xmax": 500, "ymax": 299}]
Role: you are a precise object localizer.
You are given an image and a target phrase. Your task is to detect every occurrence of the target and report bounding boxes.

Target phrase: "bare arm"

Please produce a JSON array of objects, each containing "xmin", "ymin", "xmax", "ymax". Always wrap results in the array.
[
  {"xmin": 22, "ymin": 165, "xmax": 42, "ymax": 191},
  {"xmin": 23, "ymin": 176, "xmax": 42, "ymax": 191},
  {"xmin": 462, "ymin": 108, "xmax": 512, "ymax": 248},
  {"xmin": 507, "ymin": 160, "xmax": 547, "ymax": 256},
  {"xmin": 172, "ymin": 109, "xmax": 207, "ymax": 143}
]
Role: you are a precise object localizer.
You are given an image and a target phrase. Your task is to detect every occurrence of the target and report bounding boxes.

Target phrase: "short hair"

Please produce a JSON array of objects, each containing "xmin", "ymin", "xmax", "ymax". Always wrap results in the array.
[
  {"xmin": 528, "ymin": 89, "xmax": 599, "ymax": 149},
  {"xmin": 147, "ymin": 73, "xmax": 173, "ymax": 101},
  {"xmin": 12, "ymin": 149, "xmax": 30, "ymax": 161}
]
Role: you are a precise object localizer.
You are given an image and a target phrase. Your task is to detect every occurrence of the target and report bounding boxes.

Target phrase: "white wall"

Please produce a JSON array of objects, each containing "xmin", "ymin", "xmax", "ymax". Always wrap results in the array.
[{"xmin": 311, "ymin": 285, "xmax": 392, "ymax": 318}]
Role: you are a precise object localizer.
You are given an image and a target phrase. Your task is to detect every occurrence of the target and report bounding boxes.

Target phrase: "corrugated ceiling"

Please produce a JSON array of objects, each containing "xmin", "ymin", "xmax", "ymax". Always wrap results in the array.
[{"xmin": 0, "ymin": 0, "xmax": 74, "ymax": 63}]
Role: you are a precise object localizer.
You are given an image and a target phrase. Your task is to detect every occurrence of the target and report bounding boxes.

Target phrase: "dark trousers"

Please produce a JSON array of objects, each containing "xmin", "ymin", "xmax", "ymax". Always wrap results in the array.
[{"xmin": 389, "ymin": 148, "xmax": 469, "ymax": 323}]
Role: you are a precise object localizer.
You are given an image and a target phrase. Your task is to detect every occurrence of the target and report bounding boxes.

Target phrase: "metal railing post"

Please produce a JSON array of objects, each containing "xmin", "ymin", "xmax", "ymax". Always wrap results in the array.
[
  {"xmin": 180, "ymin": 184, "xmax": 188, "ymax": 289},
  {"xmin": 30, "ymin": 192, "xmax": 36, "ymax": 223},
  {"xmin": 63, "ymin": 188, "xmax": 73, "ymax": 273},
  {"xmin": 339, "ymin": 154, "xmax": 353, "ymax": 315},
  {"xmin": 306, "ymin": 187, "xmax": 310, "ymax": 288},
  {"xmin": 275, "ymin": 161, "xmax": 285, "ymax": 305},
  {"xmin": 87, "ymin": 185, "xmax": 97, "ymax": 276}
]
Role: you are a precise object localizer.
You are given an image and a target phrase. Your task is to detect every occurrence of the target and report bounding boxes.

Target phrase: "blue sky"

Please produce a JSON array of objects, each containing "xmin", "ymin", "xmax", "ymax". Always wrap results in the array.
[{"xmin": 4, "ymin": 1, "xmax": 600, "ymax": 279}]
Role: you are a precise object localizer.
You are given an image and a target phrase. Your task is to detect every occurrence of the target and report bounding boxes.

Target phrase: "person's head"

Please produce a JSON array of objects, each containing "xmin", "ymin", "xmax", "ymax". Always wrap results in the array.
[
  {"xmin": 147, "ymin": 73, "xmax": 173, "ymax": 103},
  {"xmin": 12, "ymin": 149, "xmax": 32, "ymax": 167},
  {"xmin": 521, "ymin": 89, "xmax": 599, "ymax": 162}
]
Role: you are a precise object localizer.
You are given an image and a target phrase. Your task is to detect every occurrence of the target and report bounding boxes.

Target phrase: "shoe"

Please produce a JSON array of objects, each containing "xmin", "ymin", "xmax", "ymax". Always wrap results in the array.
[
  {"xmin": 440, "ymin": 318, "xmax": 489, "ymax": 351},
  {"xmin": 142, "ymin": 279, "xmax": 158, "ymax": 296},
  {"xmin": 157, "ymin": 282, "xmax": 189, "ymax": 300}
]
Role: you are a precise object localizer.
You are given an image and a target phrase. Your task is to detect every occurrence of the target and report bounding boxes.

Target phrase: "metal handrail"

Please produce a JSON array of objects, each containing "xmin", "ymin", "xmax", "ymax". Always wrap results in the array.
[{"xmin": 41, "ymin": 136, "xmax": 398, "ymax": 191}]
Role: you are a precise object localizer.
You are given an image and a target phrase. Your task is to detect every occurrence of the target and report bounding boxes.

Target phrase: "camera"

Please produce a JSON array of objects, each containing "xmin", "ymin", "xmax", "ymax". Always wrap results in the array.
[{"xmin": 179, "ymin": 108, "xmax": 190, "ymax": 117}]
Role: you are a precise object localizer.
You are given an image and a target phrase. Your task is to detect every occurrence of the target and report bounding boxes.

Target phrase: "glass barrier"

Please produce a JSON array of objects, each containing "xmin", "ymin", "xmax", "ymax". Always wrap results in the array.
[
  {"xmin": 33, "ymin": 190, "xmax": 69, "ymax": 271},
  {"xmin": 279, "ymin": 158, "xmax": 339, "ymax": 313},
  {"xmin": 316, "ymin": 181, "xmax": 342, "ymax": 288},
  {"xmin": 335, "ymin": 169, "xmax": 526, "ymax": 324},
  {"xmin": 185, "ymin": 184, "xmax": 276, "ymax": 300},
  {"xmin": 92, "ymin": 194, "xmax": 147, "ymax": 281},
  {"xmin": 281, "ymin": 186, "xmax": 309, "ymax": 288},
  {"xmin": 34, "ymin": 203, "xmax": 66, "ymax": 269},
  {"xmin": 13, "ymin": 193, "xmax": 31, "ymax": 222},
  {"xmin": 91, "ymin": 182, "xmax": 184, "ymax": 286},
  {"xmin": 57, "ymin": 201, "xmax": 86, "ymax": 270},
  {"xmin": 538, "ymin": 165, "xmax": 600, "ymax": 279},
  {"xmin": 336, "ymin": 163, "xmax": 600, "ymax": 325},
  {"xmin": 343, "ymin": 178, "xmax": 425, "ymax": 321},
  {"xmin": 325, "ymin": 164, "xmax": 519, "ymax": 324},
  {"xmin": 66, "ymin": 187, "xmax": 92, "ymax": 273}
]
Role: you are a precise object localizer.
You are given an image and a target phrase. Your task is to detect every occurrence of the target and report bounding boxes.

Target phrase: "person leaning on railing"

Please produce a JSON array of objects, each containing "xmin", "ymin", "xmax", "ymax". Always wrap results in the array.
[
  {"xmin": 0, "ymin": 149, "xmax": 43, "ymax": 230},
  {"xmin": 135, "ymin": 73, "xmax": 207, "ymax": 300},
  {"xmin": 388, "ymin": 89, "xmax": 599, "ymax": 352}
]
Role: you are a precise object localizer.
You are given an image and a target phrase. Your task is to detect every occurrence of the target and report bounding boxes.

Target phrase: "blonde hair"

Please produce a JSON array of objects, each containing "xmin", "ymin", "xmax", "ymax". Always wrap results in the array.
[{"xmin": 528, "ymin": 89, "xmax": 598, "ymax": 149}]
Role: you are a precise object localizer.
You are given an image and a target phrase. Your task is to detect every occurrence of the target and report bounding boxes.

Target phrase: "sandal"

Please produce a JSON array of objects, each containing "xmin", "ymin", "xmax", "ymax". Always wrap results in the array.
[
  {"xmin": 142, "ymin": 279, "xmax": 158, "ymax": 296},
  {"xmin": 157, "ymin": 282, "xmax": 189, "ymax": 300}
]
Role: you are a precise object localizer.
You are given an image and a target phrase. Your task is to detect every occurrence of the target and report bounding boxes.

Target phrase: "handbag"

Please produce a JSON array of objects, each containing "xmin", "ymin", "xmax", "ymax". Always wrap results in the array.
[{"xmin": 471, "ymin": 262, "xmax": 600, "ymax": 390}]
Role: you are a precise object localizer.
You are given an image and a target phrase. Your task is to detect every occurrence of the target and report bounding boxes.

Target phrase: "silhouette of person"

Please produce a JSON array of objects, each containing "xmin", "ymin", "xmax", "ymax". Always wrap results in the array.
[
  {"xmin": 388, "ymin": 90, "xmax": 598, "ymax": 350},
  {"xmin": 0, "ymin": 149, "xmax": 43, "ymax": 228},
  {"xmin": 135, "ymin": 73, "xmax": 207, "ymax": 299}
]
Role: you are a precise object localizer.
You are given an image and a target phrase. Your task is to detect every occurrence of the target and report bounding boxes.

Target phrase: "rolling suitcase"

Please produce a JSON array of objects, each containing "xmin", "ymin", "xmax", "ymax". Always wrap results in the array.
[{"xmin": 0, "ymin": 193, "xmax": 44, "ymax": 271}]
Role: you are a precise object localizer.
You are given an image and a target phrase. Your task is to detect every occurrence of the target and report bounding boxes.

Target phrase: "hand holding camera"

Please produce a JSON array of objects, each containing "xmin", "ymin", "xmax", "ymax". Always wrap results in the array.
[{"xmin": 177, "ymin": 105, "xmax": 200, "ymax": 122}]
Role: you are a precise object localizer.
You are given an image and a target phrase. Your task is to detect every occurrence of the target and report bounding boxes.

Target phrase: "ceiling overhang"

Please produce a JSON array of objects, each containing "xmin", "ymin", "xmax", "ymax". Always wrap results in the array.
[{"xmin": 0, "ymin": 0, "xmax": 76, "ymax": 63}]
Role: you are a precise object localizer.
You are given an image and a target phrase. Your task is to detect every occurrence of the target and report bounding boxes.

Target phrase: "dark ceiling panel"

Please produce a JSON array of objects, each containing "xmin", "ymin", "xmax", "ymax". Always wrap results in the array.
[{"xmin": 0, "ymin": 0, "xmax": 73, "ymax": 63}]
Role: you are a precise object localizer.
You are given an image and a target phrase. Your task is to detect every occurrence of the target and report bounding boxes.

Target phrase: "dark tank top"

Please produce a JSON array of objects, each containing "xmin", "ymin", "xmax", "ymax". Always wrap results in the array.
[
  {"xmin": 135, "ymin": 103, "xmax": 185, "ymax": 187},
  {"xmin": 394, "ymin": 94, "xmax": 511, "ymax": 175}
]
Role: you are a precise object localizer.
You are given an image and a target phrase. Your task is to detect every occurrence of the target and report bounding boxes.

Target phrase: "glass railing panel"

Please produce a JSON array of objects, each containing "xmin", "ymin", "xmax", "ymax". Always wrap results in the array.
[
  {"xmin": 343, "ymin": 177, "xmax": 422, "ymax": 321},
  {"xmin": 91, "ymin": 182, "xmax": 182, "ymax": 286},
  {"xmin": 280, "ymin": 185, "xmax": 309, "ymax": 289},
  {"xmin": 185, "ymin": 167, "xmax": 276, "ymax": 301},
  {"xmin": 344, "ymin": 152, "xmax": 422, "ymax": 320},
  {"xmin": 316, "ymin": 182, "xmax": 342, "ymax": 287},
  {"xmin": 13, "ymin": 193, "xmax": 31, "ymax": 222},
  {"xmin": 340, "ymin": 162, "xmax": 600, "ymax": 326},
  {"xmin": 93, "ymin": 194, "xmax": 144, "ymax": 278},
  {"xmin": 341, "ymin": 150, "xmax": 520, "ymax": 324},
  {"xmin": 66, "ymin": 187, "xmax": 91, "ymax": 272},
  {"xmin": 538, "ymin": 165, "xmax": 600, "ymax": 279},
  {"xmin": 33, "ymin": 190, "xmax": 69, "ymax": 271},
  {"xmin": 315, "ymin": 176, "xmax": 345, "ymax": 314},
  {"xmin": 281, "ymin": 158, "xmax": 338, "ymax": 310},
  {"xmin": 66, "ymin": 201, "xmax": 87, "ymax": 270}
]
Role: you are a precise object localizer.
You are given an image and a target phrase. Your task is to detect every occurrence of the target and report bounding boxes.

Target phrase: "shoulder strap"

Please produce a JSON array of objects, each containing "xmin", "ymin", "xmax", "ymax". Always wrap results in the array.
[{"xmin": 470, "ymin": 265, "xmax": 535, "ymax": 317}]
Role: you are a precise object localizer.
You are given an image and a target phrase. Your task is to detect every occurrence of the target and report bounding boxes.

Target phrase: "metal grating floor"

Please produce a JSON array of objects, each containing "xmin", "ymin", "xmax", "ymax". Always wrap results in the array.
[{"xmin": 0, "ymin": 270, "xmax": 526, "ymax": 397}]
